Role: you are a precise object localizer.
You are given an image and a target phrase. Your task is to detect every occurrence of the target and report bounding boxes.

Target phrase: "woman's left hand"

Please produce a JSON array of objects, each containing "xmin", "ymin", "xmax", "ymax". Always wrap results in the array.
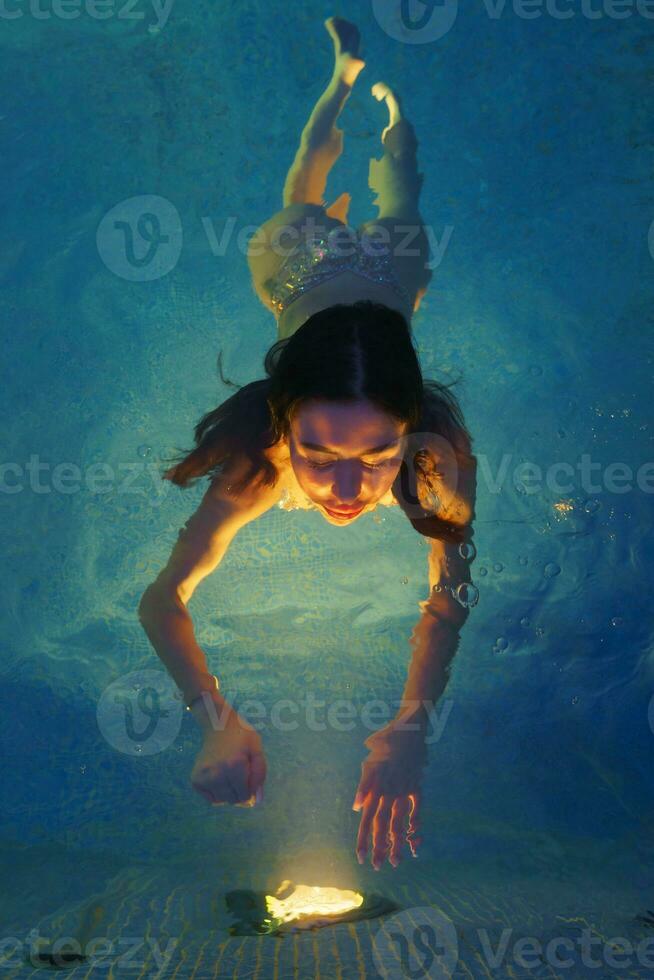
[{"xmin": 352, "ymin": 715, "xmax": 428, "ymax": 870}]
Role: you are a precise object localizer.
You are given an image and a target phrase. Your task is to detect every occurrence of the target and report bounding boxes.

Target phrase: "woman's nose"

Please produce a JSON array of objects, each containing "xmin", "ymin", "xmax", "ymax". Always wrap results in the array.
[{"xmin": 332, "ymin": 464, "xmax": 362, "ymax": 503}]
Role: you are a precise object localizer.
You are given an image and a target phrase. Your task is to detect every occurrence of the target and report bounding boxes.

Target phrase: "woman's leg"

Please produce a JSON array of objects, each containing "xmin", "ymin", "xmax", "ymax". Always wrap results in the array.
[
  {"xmin": 248, "ymin": 19, "xmax": 365, "ymax": 318},
  {"xmin": 282, "ymin": 17, "xmax": 365, "ymax": 210},
  {"xmin": 360, "ymin": 84, "xmax": 433, "ymax": 314}
]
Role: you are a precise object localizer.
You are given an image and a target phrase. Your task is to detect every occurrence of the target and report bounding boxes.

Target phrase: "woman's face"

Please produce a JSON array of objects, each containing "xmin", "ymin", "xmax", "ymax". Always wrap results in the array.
[{"xmin": 287, "ymin": 399, "xmax": 408, "ymax": 524}]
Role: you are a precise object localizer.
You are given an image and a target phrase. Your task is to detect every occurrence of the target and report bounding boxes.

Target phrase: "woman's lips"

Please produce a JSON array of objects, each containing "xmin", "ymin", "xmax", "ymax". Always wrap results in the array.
[{"xmin": 324, "ymin": 505, "xmax": 364, "ymax": 519}]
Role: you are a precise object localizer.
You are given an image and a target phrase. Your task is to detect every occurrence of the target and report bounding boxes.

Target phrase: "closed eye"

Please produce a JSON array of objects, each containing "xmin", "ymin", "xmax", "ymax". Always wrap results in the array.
[{"xmin": 306, "ymin": 458, "xmax": 393, "ymax": 471}]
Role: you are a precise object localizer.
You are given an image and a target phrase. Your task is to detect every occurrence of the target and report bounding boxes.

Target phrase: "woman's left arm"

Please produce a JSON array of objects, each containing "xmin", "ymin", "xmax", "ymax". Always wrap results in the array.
[
  {"xmin": 394, "ymin": 442, "xmax": 478, "ymax": 723},
  {"xmin": 396, "ymin": 522, "xmax": 476, "ymax": 727},
  {"xmin": 352, "ymin": 451, "xmax": 478, "ymax": 870}
]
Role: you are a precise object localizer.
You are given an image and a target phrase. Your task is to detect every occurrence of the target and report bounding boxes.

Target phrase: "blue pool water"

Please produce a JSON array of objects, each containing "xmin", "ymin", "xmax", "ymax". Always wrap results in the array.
[{"xmin": 1, "ymin": 1, "xmax": 654, "ymax": 976}]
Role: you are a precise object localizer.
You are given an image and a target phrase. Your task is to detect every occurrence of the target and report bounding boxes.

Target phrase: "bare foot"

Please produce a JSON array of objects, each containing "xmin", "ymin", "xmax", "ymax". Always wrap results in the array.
[
  {"xmin": 325, "ymin": 16, "xmax": 365, "ymax": 87},
  {"xmin": 372, "ymin": 81, "xmax": 403, "ymax": 142}
]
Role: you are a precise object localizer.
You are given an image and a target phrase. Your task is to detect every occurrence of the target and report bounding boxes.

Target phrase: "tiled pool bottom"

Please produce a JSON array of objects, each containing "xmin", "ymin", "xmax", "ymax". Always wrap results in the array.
[{"xmin": 2, "ymin": 849, "xmax": 652, "ymax": 979}]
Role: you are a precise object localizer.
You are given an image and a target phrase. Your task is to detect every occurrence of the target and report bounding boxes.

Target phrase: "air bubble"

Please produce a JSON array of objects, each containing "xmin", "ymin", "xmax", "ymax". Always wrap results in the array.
[
  {"xmin": 454, "ymin": 582, "xmax": 479, "ymax": 608},
  {"xmin": 493, "ymin": 562, "xmax": 504, "ymax": 573},
  {"xmin": 493, "ymin": 637, "xmax": 509, "ymax": 653},
  {"xmin": 610, "ymin": 616, "xmax": 623, "ymax": 627},
  {"xmin": 458, "ymin": 542, "xmax": 476, "ymax": 560},
  {"xmin": 520, "ymin": 616, "xmax": 530, "ymax": 628},
  {"xmin": 518, "ymin": 556, "xmax": 529, "ymax": 566},
  {"xmin": 543, "ymin": 562, "xmax": 561, "ymax": 579},
  {"xmin": 137, "ymin": 444, "xmax": 152, "ymax": 458},
  {"xmin": 571, "ymin": 696, "xmax": 579, "ymax": 705},
  {"xmin": 478, "ymin": 566, "xmax": 488, "ymax": 577},
  {"xmin": 401, "ymin": 576, "xmax": 409, "ymax": 585},
  {"xmin": 584, "ymin": 498, "xmax": 601, "ymax": 514}
]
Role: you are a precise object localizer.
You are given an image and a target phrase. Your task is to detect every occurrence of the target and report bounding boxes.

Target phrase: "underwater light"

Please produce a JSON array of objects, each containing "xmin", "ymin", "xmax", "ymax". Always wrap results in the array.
[
  {"xmin": 226, "ymin": 878, "xmax": 401, "ymax": 935},
  {"xmin": 266, "ymin": 881, "xmax": 364, "ymax": 924}
]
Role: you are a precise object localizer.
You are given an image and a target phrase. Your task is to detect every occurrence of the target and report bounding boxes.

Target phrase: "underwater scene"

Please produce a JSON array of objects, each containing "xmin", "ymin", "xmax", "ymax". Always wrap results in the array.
[{"xmin": 1, "ymin": 0, "xmax": 654, "ymax": 977}]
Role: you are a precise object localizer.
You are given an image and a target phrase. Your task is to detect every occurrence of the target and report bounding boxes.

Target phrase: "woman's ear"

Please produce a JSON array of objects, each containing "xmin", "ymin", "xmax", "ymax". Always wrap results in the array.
[{"xmin": 414, "ymin": 447, "xmax": 476, "ymax": 526}]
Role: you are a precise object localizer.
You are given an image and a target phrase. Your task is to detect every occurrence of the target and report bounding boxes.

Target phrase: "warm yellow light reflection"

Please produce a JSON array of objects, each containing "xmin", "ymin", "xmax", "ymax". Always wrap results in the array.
[
  {"xmin": 265, "ymin": 881, "xmax": 364, "ymax": 924},
  {"xmin": 553, "ymin": 500, "xmax": 574, "ymax": 513}
]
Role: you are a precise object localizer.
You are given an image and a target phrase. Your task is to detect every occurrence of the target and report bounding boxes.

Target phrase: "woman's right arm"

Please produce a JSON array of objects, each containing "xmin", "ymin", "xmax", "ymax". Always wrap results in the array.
[{"xmin": 138, "ymin": 455, "xmax": 283, "ymax": 715}]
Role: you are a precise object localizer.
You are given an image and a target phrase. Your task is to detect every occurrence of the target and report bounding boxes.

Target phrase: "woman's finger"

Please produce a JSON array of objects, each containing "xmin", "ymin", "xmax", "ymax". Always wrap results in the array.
[
  {"xmin": 355, "ymin": 791, "xmax": 379, "ymax": 862},
  {"xmin": 194, "ymin": 785, "xmax": 218, "ymax": 805},
  {"xmin": 371, "ymin": 795, "xmax": 393, "ymax": 870},
  {"xmin": 226, "ymin": 764, "xmax": 251, "ymax": 804},
  {"xmin": 353, "ymin": 769, "xmax": 375, "ymax": 811},
  {"xmin": 248, "ymin": 751, "xmax": 267, "ymax": 801},
  {"xmin": 389, "ymin": 796, "xmax": 412, "ymax": 867},
  {"xmin": 201, "ymin": 774, "xmax": 238, "ymax": 806},
  {"xmin": 407, "ymin": 792, "xmax": 422, "ymax": 856},
  {"xmin": 222, "ymin": 774, "xmax": 243, "ymax": 805}
]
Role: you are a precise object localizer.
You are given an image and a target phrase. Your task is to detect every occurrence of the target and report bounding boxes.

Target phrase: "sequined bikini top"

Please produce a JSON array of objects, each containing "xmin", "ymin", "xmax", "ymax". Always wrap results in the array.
[{"xmin": 266, "ymin": 228, "xmax": 411, "ymax": 316}]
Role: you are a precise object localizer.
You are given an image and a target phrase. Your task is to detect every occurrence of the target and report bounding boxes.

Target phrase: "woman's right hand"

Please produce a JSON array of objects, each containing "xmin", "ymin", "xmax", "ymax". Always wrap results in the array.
[{"xmin": 189, "ymin": 695, "xmax": 267, "ymax": 807}]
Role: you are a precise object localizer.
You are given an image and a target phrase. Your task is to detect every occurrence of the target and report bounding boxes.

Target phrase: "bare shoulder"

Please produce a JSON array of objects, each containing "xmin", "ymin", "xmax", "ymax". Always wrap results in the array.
[
  {"xmin": 205, "ymin": 440, "xmax": 290, "ymax": 513},
  {"xmin": 415, "ymin": 430, "xmax": 477, "ymax": 528}
]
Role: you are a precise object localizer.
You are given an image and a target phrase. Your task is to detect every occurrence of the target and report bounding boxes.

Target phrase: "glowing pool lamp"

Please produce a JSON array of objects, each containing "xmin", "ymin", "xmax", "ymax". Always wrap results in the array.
[
  {"xmin": 266, "ymin": 881, "xmax": 363, "ymax": 927},
  {"xmin": 226, "ymin": 879, "xmax": 400, "ymax": 935}
]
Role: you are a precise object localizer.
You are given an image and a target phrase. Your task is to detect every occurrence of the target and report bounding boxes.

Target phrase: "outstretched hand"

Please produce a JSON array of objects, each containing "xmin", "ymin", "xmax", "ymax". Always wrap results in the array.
[{"xmin": 352, "ymin": 715, "xmax": 428, "ymax": 869}]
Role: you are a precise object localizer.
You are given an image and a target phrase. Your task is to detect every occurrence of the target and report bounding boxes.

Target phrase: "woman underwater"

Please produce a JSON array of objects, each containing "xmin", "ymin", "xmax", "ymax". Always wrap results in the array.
[{"xmin": 139, "ymin": 17, "xmax": 478, "ymax": 872}]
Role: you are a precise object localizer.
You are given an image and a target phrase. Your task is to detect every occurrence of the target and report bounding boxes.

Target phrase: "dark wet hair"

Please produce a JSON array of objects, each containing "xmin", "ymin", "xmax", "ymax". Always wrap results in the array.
[{"xmin": 163, "ymin": 301, "xmax": 474, "ymax": 540}]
